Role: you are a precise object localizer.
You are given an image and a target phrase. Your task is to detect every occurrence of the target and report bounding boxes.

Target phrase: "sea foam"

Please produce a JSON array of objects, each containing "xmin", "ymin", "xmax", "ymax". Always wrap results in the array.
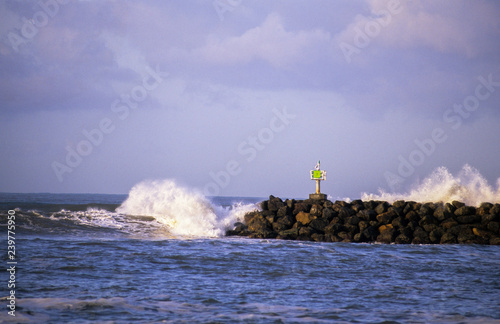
[
  {"xmin": 116, "ymin": 179, "xmax": 256, "ymax": 237},
  {"xmin": 362, "ymin": 164, "xmax": 500, "ymax": 206}
]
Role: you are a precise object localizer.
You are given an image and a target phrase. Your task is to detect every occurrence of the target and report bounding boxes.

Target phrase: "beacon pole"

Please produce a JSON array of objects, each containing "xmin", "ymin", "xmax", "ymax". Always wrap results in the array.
[{"xmin": 309, "ymin": 161, "xmax": 327, "ymax": 200}]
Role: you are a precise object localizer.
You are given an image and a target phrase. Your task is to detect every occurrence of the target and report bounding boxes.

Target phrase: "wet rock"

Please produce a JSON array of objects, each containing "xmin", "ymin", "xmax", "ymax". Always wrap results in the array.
[
  {"xmin": 309, "ymin": 218, "xmax": 329, "ymax": 233},
  {"xmin": 455, "ymin": 206, "xmax": 476, "ymax": 217},
  {"xmin": 272, "ymin": 214, "xmax": 295, "ymax": 232},
  {"xmin": 376, "ymin": 210, "xmax": 396, "ymax": 224},
  {"xmin": 452, "ymin": 201, "xmax": 465, "ymax": 209},
  {"xmin": 236, "ymin": 196, "xmax": 500, "ymax": 245},
  {"xmin": 457, "ymin": 215, "xmax": 481, "ymax": 224},
  {"xmin": 440, "ymin": 232, "xmax": 457, "ymax": 244},
  {"xmin": 296, "ymin": 212, "xmax": 316, "ymax": 226},
  {"xmin": 375, "ymin": 202, "xmax": 389, "ymax": 214}
]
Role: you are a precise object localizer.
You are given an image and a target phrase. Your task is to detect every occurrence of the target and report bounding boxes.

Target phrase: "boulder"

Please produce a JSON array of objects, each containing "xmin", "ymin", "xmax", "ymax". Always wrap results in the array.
[
  {"xmin": 296, "ymin": 212, "xmax": 316, "ymax": 226},
  {"xmin": 375, "ymin": 202, "xmax": 389, "ymax": 214},
  {"xmin": 454, "ymin": 206, "xmax": 476, "ymax": 217},
  {"xmin": 277, "ymin": 206, "xmax": 291, "ymax": 218},
  {"xmin": 272, "ymin": 214, "xmax": 295, "ymax": 232},
  {"xmin": 457, "ymin": 215, "xmax": 481, "ymax": 224},
  {"xmin": 377, "ymin": 210, "xmax": 396, "ymax": 224},
  {"xmin": 452, "ymin": 201, "xmax": 465, "ymax": 209},
  {"xmin": 440, "ymin": 232, "xmax": 457, "ymax": 244},
  {"xmin": 268, "ymin": 196, "xmax": 285, "ymax": 212},
  {"xmin": 309, "ymin": 218, "xmax": 329, "ymax": 233}
]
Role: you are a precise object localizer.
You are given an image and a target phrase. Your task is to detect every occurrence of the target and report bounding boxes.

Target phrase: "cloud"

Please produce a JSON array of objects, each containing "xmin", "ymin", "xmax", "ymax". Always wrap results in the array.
[
  {"xmin": 336, "ymin": 0, "xmax": 500, "ymax": 58},
  {"xmin": 193, "ymin": 13, "xmax": 331, "ymax": 68}
]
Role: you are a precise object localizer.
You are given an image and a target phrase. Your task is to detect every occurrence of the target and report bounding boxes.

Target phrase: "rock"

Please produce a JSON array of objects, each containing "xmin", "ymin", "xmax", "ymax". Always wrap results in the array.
[
  {"xmin": 429, "ymin": 228, "xmax": 445, "ymax": 243},
  {"xmin": 296, "ymin": 211, "xmax": 316, "ymax": 226},
  {"xmin": 457, "ymin": 228, "xmax": 476, "ymax": 244},
  {"xmin": 419, "ymin": 215, "xmax": 438, "ymax": 228},
  {"xmin": 490, "ymin": 204, "xmax": 500, "ymax": 216},
  {"xmin": 454, "ymin": 206, "xmax": 476, "ymax": 216},
  {"xmin": 441, "ymin": 219, "xmax": 458, "ymax": 229},
  {"xmin": 338, "ymin": 231, "xmax": 353, "ymax": 242},
  {"xmin": 490, "ymin": 237, "xmax": 500, "ymax": 245},
  {"xmin": 233, "ymin": 222, "xmax": 246, "ymax": 232},
  {"xmin": 299, "ymin": 226, "xmax": 316, "ymax": 237},
  {"xmin": 310, "ymin": 204, "xmax": 323, "ymax": 216},
  {"xmin": 482, "ymin": 214, "xmax": 499, "ymax": 224},
  {"xmin": 325, "ymin": 223, "xmax": 346, "ymax": 235},
  {"xmin": 322, "ymin": 207, "xmax": 336, "ymax": 222},
  {"xmin": 311, "ymin": 233, "xmax": 326, "ymax": 242},
  {"xmin": 268, "ymin": 196, "xmax": 284, "ymax": 212},
  {"xmin": 362, "ymin": 226, "xmax": 379, "ymax": 241},
  {"xmin": 375, "ymin": 202, "xmax": 389, "ymax": 214},
  {"xmin": 434, "ymin": 206, "xmax": 453, "ymax": 222},
  {"xmin": 395, "ymin": 233, "xmax": 412, "ymax": 244},
  {"xmin": 444, "ymin": 202, "xmax": 456, "ymax": 215},
  {"xmin": 487, "ymin": 221, "xmax": 499, "ymax": 234},
  {"xmin": 240, "ymin": 196, "xmax": 500, "ymax": 245},
  {"xmin": 377, "ymin": 210, "xmax": 396, "ymax": 224},
  {"xmin": 405, "ymin": 211, "xmax": 420, "ymax": 222},
  {"xmin": 412, "ymin": 227, "xmax": 430, "ymax": 244},
  {"xmin": 452, "ymin": 201, "xmax": 465, "ymax": 209},
  {"xmin": 377, "ymin": 226, "xmax": 396, "ymax": 243},
  {"xmin": 346, "ymin": 215, "xmax": 361, "ymax": 226},
  {"xmin": 277, "ymin": 206, "xmax": 291, "ymax": 218},
  {"xmin": 473, "ymin": 228, "xmax": 492, "ymax": 239},
  {"xmin": 309, "ymin": 218, "xmax": 329, "ymax": 233},
  {"xmin": 440, "ymin": 232, "xmax": 457, "ymax": 244},
  {"xmin": 393, "ymin": 200, "xmax": 406, "ymax": 208},
  {"xmin": 247, "ymin": 214, "xmax": 272, "ymax": 233},
  {"xmin": 457, "ymin": 215, "xmax": 481, "ymax": 224},
  {"xmin": 277, "ymin": 228, "xmax": 298, "ymax": 240},
  {"xmin": 338, "ymin": 206, "xmax": 355, "ymax": 219},
  {"xmin": 419, "ymin": 203, "xmax": 435, "ymax": 216},
  {"xmin": 244, "ymin": 211, "xmax": 260, "ymax": 223},
  {"xmin": 358, "ymin": 209, "xmax": 377, "ymax": 221},
  {"xmin": 293, "ymin": 202, "xmax": 310, "ymax": 215},
  {"xmin": 391, "ymin": 216, "xmax": 408, "ymax": 228},
  {"xmin": 272, "ymin": 214, "xmax": 295, "ymax": 232}
]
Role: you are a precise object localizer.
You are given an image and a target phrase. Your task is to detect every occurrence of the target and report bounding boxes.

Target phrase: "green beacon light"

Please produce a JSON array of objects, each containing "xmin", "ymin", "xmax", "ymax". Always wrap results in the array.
[{"xmin": 309, "ymin": 161, "xmax": 327, "ymax": 200}]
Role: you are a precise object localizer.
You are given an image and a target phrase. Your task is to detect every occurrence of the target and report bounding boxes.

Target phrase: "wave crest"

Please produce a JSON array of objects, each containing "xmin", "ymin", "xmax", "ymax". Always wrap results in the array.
[
  {"xmin": 362, "ymin": 165, "xmax": 500, "ymax": 206},
  {"xmin": 116, "ymin": 179, "xmax": 256, "ymax": 237}
]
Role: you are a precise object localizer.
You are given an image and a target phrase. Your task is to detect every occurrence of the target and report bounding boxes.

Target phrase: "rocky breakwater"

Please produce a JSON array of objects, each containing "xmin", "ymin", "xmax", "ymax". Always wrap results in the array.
[{"xmin": 226, "ymin": 196, "xmax": 500, "ymax": 245}]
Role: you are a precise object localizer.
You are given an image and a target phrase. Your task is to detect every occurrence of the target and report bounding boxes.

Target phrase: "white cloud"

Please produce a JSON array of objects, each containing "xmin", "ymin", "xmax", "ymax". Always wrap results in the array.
[
  {"xmin": 336, "ymin": 0, "xmax": 500, "ymax": 58},
  {"xmin": 193, "ymin": 13, "xmax": 331, "ymax": 68}
]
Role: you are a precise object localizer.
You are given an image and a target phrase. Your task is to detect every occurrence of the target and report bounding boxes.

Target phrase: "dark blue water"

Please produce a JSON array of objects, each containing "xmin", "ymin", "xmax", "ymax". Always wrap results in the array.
[{"xmin": 1, "ymin": 193, "xmax": 499, "ymax": 323}]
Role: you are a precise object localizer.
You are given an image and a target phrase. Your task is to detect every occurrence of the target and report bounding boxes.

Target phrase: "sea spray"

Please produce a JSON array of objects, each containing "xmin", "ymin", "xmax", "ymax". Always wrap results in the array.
[
  {"xmin": 116, "ymin": 179, "xmax": 257, "ymax": 237},
  {"xmin": 362, "ymin": 164, "xmax": 500, "ymax": 206}
]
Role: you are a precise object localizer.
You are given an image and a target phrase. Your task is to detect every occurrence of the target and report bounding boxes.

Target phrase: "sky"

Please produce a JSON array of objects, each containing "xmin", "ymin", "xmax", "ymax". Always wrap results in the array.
[{"xmin": 1, "ymin": 0, "xmax": 500, "ymax": 199}]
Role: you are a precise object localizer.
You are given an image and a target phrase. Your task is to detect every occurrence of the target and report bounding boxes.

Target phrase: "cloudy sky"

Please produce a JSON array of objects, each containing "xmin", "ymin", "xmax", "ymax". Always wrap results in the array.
[{"xmin": 1, "ymin": 0, "xmax": 499, "ymax": 199}]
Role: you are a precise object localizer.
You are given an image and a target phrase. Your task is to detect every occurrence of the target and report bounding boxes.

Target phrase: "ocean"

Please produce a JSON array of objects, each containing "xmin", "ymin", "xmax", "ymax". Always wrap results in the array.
[{"xmin": 1, "ymin": 180, "xmax": 499, "ymax": 323}]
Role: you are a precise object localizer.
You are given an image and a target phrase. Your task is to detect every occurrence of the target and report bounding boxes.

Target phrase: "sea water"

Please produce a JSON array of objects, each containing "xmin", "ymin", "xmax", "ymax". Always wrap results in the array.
[{"xmin": 1, "ymin": 173, "xmax": 500, "ymax": 323}]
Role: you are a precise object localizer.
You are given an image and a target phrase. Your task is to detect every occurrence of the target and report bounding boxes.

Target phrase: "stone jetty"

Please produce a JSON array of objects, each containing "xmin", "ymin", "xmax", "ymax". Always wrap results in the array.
[{"xmin": 226, "ymin": 196, "xmax": 500, "ymax": 245}]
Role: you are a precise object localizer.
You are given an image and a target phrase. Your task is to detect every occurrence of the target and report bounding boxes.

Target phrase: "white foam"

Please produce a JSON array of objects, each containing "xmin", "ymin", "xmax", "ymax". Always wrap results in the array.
[
  {"xmin": 362, "ymin": 164, "xmax": 500, "ymax": 206},
  {"xmin": 116, "ymin": 179, "xmax": 257, "ymax": 237}
]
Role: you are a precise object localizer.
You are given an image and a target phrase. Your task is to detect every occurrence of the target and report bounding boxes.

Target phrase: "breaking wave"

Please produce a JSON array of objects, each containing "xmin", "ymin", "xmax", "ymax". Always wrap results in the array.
[
  {"xmin": 116, "ymin": 179, "xmax": 257, "ymax": 237},
  {"xmin": 362, "ymin": 164, "xmax": 500, "ymax": 206}
]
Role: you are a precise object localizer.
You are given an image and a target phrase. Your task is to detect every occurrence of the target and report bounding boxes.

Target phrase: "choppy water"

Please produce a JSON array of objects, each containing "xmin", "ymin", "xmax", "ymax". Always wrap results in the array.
[{"xmin": 1, "ymin": 190, "xmax": 499, "ymax": 323}]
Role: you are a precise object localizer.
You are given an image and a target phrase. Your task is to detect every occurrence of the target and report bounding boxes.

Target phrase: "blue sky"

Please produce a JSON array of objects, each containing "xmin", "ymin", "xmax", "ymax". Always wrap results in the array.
[{"xmin": 1, "ymin": 0, "xmax": 499, "ymax": 199}]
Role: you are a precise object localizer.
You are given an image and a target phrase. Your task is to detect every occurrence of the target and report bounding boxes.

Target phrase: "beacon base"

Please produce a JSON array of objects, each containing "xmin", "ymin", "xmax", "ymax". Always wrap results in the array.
[{"xmin": 309, "ymin": 193, "xmax": 327, "ymax": 200}]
